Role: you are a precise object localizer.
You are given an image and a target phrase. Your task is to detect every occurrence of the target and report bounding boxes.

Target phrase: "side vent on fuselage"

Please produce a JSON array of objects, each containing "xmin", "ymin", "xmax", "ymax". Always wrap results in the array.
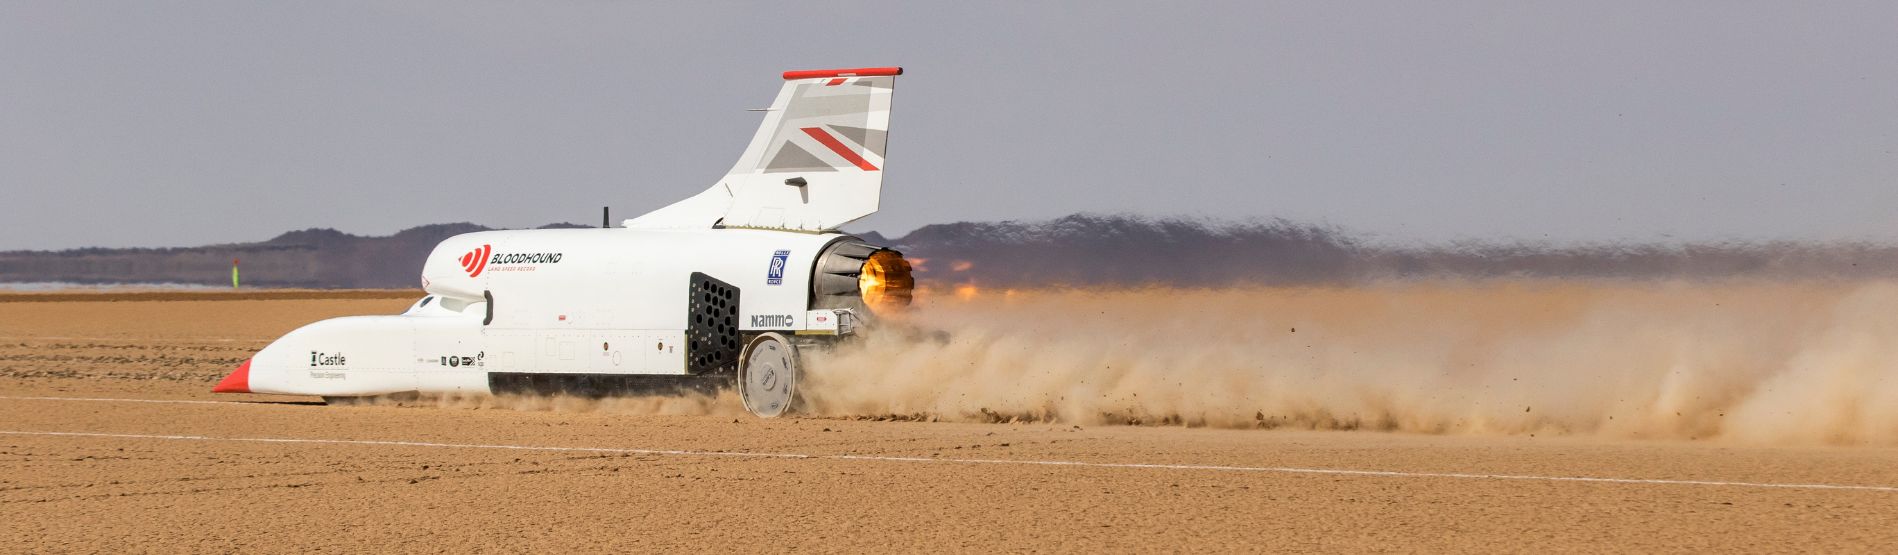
[{"xmin": 686, "ymin": 273, "xmax": 741, "ymax": 375}]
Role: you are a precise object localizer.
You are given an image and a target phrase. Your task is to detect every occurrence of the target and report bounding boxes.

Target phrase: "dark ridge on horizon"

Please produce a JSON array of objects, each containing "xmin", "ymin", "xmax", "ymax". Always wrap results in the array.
[
  {"xmin": 890, "ymin": 214, "xmax": 1363, "ymax": 286},
  {"xmin": 893, "ymin": 214, "xmax": 1898, "ymax": 287},
  {"xmin": 0, "ymin": 222, "xmax": 554, "ymax": 288},
  {"xmin": 1, "ymin": 215, "xmax": 1893, "ymax": 289}
]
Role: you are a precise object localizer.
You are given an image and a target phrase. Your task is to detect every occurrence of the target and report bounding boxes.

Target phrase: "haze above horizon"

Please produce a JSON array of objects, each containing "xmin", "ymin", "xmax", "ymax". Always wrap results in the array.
[{"xmin": 2, "ymin": 2, "xmax": 1894, "ymax": 250}]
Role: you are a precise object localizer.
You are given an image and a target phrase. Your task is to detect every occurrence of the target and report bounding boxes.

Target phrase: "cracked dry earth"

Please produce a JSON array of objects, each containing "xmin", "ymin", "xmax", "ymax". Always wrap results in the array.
[{"xmin": 2, "ymin": 292, "xmax": 1897, "ymax": 553}]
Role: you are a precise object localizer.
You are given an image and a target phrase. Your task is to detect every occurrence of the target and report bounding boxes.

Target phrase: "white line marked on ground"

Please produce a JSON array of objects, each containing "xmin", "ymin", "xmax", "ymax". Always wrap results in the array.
[
  {"xmin": 0, "ymin": 336, "xmax": 259, "ymax": 343},
  {"xmin": 0, "ymin": 396, "xmax": 258, "ymax": 406},
  {"xmin": 2, "ymin": 429, "xmax": 1894, "ymax": 494}
]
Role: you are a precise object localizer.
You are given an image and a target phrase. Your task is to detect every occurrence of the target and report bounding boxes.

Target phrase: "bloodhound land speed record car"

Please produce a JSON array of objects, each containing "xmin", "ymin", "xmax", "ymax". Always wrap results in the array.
[{"xmin": 213, "ymin": 67, "xmax": 916, "ymax": 417}]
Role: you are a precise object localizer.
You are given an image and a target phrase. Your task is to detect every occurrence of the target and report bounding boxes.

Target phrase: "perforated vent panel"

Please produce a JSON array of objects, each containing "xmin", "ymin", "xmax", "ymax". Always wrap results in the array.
[{"xmin": 686, "ymin": 272, "xmax": 741, "ymax": 375}]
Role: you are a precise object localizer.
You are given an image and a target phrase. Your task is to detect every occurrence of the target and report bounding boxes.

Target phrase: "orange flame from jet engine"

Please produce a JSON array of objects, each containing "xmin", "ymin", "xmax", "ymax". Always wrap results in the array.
[{"xmin": 859, "ymin": 250, "xmax": 915, "ymax": 313}]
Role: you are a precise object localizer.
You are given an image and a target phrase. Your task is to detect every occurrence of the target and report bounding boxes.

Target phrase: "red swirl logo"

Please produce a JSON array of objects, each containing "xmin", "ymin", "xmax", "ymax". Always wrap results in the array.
[{"xmin": 458, "ymin": 244, "xmax": 492, "ymax": 278}]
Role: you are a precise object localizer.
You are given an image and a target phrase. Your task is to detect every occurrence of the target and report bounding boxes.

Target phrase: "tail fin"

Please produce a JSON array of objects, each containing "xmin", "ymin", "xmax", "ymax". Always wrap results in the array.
[{"xmin": 627, "ymin": 67, "xmax": 900, "ymax": 231}]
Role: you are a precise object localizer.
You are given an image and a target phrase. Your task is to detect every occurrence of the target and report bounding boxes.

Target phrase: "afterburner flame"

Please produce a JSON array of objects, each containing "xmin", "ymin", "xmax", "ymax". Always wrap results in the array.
[{"xmin": 859, "ymin": 250, "xmax": 914, "ymax": 313}]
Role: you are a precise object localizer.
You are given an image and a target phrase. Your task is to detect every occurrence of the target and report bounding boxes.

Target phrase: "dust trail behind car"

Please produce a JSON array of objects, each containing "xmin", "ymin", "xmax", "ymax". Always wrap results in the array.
[{"xmin": 803, "ymin": 280, "xmax": 1898, "ymax": 445}]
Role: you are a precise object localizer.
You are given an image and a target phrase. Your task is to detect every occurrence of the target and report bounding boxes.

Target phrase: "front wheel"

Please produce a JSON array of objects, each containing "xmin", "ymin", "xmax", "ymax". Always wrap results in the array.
[{"xmin": 737, "ymin": 332, "xmax": 799, "ymax": 418}]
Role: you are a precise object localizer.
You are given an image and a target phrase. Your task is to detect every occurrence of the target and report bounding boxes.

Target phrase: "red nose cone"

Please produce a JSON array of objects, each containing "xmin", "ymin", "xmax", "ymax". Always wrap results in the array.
[{"xmin": 213, "ymin": 359, "xmax": 251, "ymax": 393}]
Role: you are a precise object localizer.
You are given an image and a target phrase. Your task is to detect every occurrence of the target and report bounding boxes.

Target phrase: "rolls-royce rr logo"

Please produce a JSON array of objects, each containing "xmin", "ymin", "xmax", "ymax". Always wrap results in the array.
[{"xmin": 767, "ymin": 250, "xmax": 790, "ymax": 285}]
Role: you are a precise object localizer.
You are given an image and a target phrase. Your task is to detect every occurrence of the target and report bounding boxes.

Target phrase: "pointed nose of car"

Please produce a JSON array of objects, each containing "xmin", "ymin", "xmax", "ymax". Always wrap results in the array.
[{"xmin": 212, "ymin": 359, "xmax": 251, "ymax": 393}]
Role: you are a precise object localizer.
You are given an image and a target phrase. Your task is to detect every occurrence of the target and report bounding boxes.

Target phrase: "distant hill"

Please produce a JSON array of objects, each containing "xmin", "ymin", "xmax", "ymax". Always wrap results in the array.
[
  {"xmin": 888, "ymin": 214, "xmax": 1898, "ymax": 288},
  {"xmin": 2, "ymin": 214, "xmax": 1893, "ymax": 289},
  {"xmin": 889, "ymin": 215, "xmax": 1363, "ymax": 286},
  {"xmin": 0, "ymin": 222, "xmax": 585, "ymax": 289}
]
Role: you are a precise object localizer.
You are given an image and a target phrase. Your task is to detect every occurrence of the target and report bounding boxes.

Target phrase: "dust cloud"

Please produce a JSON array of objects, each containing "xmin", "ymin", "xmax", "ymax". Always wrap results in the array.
[
  {"xmin": 803, "ymin": 280, "xmax": 1898, "ymax": 445},
  {"xmin": 349, "ymin": 390, "xmax": 746, "ymax": 418}
]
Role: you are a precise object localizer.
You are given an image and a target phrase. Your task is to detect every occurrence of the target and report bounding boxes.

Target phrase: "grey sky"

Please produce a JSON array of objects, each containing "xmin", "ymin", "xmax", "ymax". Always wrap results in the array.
[{"xmin": 2, "ymin": 1, "xmax": 1894, "ymax": 250}]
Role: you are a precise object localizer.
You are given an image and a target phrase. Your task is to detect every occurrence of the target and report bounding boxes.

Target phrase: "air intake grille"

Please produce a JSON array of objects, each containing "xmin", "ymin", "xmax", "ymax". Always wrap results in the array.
[{"xmin": 686, "ymin": 272, "xmax": 740, "ymax": 375}]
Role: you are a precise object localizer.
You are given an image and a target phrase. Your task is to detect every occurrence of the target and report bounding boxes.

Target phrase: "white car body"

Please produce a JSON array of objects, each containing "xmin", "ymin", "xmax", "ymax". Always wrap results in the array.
[{"xmin": 216, "ymin": 67, "xmax": 912, "ymax": 415}]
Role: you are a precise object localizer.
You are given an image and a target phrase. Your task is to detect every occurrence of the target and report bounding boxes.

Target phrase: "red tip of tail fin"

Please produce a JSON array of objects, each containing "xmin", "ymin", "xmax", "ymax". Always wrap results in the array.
[
  {"xmin": 783, "ymin": 67, "xmax": 903, "ymax": 80},
  {"xmin": 213, "ymin": 359, "xmax": 251, "ymax": 393}
]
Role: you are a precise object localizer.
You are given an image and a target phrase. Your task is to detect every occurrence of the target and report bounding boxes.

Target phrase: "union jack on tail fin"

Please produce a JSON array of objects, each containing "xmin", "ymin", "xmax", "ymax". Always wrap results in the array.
[{"xmin": 627, "ymin": 67, "xmax": 900, "ymax": 232}]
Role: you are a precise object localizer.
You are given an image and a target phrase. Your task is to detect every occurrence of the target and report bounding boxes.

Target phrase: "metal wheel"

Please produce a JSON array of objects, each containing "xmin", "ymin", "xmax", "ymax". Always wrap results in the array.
[{"xmin": 738, "ymin": 332, "xmax": 799, "ymax": 418}]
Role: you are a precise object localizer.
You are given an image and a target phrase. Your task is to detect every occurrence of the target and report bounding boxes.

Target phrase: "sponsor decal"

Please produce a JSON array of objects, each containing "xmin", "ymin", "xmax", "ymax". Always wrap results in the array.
[
  {"xmin": 439, "ymin": 351, "xmax": 486, "ymax": 368},
  {"xmin": 309, "ymin": 351, "xmax": 348, "ymax": 380},
  {"xmin": 749, "ymin": 314, "xmax": 795, "ymax": 327},
  {"xmin": 767, "ymin": 250, "xmax": 790, "ymax": 285},
  {"xmin": 458, "ymin": 245, "xmax": 492, "ymax": 277},
  {"xmin": 457, "ymin": 244, "xmax": 565, "ymax": 277},
  {"xmin": 491, "ymin": 252, "xmax": 564, "ymax": 265},
  {"xmin": 310, "ymin": 351, "xmax": 347, "ymax": 367}
]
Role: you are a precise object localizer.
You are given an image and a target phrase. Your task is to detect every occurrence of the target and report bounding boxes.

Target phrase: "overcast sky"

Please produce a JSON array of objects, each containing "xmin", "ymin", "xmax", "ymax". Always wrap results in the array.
[{"xmin": 2, "ymin": 1, "xmax": 1894, "ymax": 250}]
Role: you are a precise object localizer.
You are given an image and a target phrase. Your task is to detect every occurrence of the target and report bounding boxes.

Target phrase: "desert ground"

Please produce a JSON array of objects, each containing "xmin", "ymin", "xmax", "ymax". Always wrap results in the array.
[{"xmin": 2, "ymin": 288, "xmax": 1897, "ymax": 552}]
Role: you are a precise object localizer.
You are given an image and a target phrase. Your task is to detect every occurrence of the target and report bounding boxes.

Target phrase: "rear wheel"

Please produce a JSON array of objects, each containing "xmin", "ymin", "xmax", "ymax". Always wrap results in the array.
[{"xmin": 737, "ymin": 332, "xmax": 799, "ymax": 418}]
